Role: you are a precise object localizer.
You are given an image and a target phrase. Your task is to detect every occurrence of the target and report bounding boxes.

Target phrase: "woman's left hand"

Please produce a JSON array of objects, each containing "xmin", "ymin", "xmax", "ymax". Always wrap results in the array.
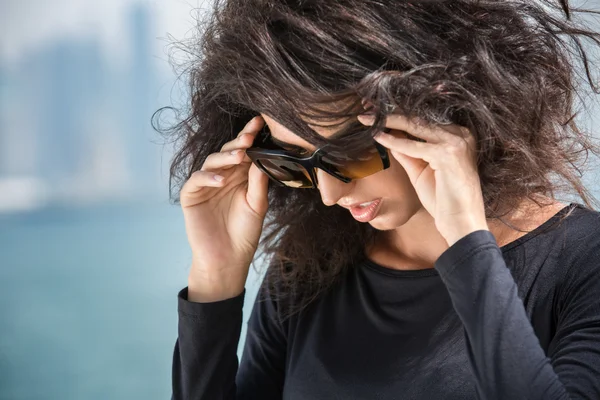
[{"xmin": 357, "ymin": 113, "xmax": 489, "ymax": 247}]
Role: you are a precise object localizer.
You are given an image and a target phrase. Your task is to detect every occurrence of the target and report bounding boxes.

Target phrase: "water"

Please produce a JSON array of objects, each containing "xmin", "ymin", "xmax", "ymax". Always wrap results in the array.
[
  {"xmin": 1, "ymin": 184, "xmax": 598, "ymax": 400},
  {"xmin": 0, "ymin": 202, "xmax": 265, "ymax": 400}
]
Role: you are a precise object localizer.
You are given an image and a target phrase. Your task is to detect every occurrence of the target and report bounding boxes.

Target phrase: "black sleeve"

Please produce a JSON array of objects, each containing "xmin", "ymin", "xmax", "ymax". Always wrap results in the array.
[
  {"xmin": 434, "ymin": 229, "xmax": 600, "ymax": 400},
  {"xmin": 171, "ymin": 287, "xmax": 245, "ymax": 400},
  {"xmin": 171, "ymin": 274, "xmax": 287, "ymax": 400},
  {"xmin": 235, "ymin": 274, "xmax": 288, "ymax": 398}
]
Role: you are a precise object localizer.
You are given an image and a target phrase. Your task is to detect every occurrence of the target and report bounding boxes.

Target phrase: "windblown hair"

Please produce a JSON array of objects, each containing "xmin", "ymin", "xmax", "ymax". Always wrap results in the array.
[{"xmin": 156, "ymin": 0, "xmax": 600, "ymax": 321}]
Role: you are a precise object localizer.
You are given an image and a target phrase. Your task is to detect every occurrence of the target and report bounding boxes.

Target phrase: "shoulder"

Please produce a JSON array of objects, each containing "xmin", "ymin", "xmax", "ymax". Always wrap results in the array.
[
  {"xmin": 559, "ymin": 204, "xmax": 600, "ymax": 260},
  {"xmin": 524, "ymin": 202, "xmax": 600, "ymax": 260},
  {"xmin": 554, "ymin": 204, "xmax": 600, "ymax": 297},
  {"xmin": 508, "ymin": 202, "xmax": 599, "ymax": 266}
]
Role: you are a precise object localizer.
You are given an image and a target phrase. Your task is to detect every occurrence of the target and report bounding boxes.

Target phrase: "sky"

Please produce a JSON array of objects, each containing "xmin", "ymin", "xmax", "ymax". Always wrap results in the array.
[
  {"xmin": 0, "ymin": 1, "xmax": 597, "ymax": 213},
  {"xmin": 0, "ymin": 0, "xmax": 211, "ymax": 65},
  {"xmin": 0, "ymin": 0, "xmax": 218, "ymax": 211}
]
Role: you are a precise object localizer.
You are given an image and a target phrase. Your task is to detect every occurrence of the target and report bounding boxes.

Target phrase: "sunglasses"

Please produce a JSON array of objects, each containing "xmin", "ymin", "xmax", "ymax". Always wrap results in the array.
[{"xmin": 246, "ymin": 125, "xmax": 391, "ymax": 189}]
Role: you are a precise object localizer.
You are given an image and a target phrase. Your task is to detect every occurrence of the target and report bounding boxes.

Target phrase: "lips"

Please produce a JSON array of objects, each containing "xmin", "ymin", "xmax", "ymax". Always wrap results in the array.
[
  {"xmin": 344, "ymin": 199, "xmax": 379, "ymax": 209},
  {"xmin": 348, "ymin": 198, "xmax": 382, "ymax": 222}
]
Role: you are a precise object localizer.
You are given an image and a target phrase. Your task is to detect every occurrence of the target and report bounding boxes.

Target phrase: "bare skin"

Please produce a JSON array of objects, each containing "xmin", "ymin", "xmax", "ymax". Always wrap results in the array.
[
  {"xmin": 260, "ymin": 112, "xmax": 569, "ymax": 272},
  {"xmin": 365, "ymin": 198, "xmax": 569, "ymax": 271},
  {"xmin": 181, "ymin": 110, "xmax": 570, "ymax": 304}
]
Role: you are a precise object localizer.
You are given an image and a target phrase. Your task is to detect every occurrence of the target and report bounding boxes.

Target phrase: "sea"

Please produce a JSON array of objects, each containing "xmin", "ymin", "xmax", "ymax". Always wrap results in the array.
[
  {"xmin": 1, "ymin": 178, "xmax": 598, "ymax": 399},
  {"xmin": 0, "ymin": 201, "xmax": 266, "ymax": 400}
]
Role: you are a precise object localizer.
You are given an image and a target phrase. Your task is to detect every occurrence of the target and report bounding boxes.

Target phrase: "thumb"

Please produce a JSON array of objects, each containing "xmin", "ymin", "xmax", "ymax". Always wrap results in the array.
[
  {"xmin": 246, "ymin": 162, "xmax": 270, "ymax": 217},
  {"xmin": 391, "ymin": 150, "xmax": 427, "ymax": 187}
]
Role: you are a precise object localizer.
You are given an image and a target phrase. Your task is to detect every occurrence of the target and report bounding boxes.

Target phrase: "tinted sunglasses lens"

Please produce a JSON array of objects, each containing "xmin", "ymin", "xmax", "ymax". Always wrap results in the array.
[
  {"xmin": 322, "ymin": 145, "xmax": 385, "ymax": 179},
  {"xmin": 257, "ymin": 159, "xmax": 314, "ymax": 188}
]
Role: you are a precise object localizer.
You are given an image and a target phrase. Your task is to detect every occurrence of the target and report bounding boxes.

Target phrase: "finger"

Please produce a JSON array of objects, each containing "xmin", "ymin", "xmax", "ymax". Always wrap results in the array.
[
  {"xmin": 221, "ymin": 116, "xmax": 264, "ymax": 152},
  {"xmin": 239, "ymin": 115, "xmax": 264, "ymax": 137},
  {"xmin": 220, "ymin": 133, "xmax": 258, "ymax": 153},
  {"xmin": 358, "ymin": 114, "xmax": 458, "ymax": 144},
  {"xmin": 246, "ymin": 162, "xmax": 270, "ymax": 217},
  {"xmin": 181, "ymin": 170, "xmax": 226, "ymax": 195},
  {"xmin": 374, "ymin": 133, "xmax": 437, "ymax": 164},
  {"xmin": 392, "ymin": 151, "xmax": 429, "ymax": 185},
  {"xmin": 201, "ymin": 149, "xmax": 246, "ymax": 171}
]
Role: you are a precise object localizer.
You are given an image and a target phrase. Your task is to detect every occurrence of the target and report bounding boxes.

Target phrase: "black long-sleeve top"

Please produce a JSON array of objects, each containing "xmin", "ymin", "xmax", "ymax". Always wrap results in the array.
[{"xmin": 172, "ymin": 202, "xmax": 600, "ymax": 399}]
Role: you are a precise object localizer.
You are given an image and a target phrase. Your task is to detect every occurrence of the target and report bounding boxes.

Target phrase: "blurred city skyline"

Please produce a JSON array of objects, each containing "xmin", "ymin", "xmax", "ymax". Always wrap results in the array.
[
  {"xmin": 0, "ymin": 2, "xmax": 598, "ymax": 398},
  {"xmin": 1, "ymin": 0, "xmax": 598, "ymax": 214},
  {"xmin": 0, "ymin": 0, "xmax": 206, "ymax": 64},
  {"xmin": 0, "ymin": 1, "xmax": 209, "ymax": 213}
]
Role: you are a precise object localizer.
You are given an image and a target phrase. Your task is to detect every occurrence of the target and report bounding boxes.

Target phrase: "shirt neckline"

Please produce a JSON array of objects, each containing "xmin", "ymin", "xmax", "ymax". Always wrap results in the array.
[
  {"xmin": 361, "ymin": 202, "xmax": 580, "ymax": 278},
  {"xmin": 497, "ymin": 201, "xmax": 578, "ymax": 252}
]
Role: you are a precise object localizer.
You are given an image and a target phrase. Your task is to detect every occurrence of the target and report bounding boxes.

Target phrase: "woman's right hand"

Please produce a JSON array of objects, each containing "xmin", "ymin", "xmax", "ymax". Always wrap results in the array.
[{"xmin": 179, "ymin": 116, "xmax": 270, "ymax": 302}]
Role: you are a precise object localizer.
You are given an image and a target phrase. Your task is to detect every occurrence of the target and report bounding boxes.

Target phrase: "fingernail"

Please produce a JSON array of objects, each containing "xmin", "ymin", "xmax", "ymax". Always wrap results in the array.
[
  {"xmin": 213, "ymin": 174, "xmax": 225, "ymax": 182},
  {"xmin": 231, "ymin": 149, "xmax": 242, "ymax": 155},
  {"xmin": 358, "ymin": 114, "xmax": 375, "ymax": 124},
  {"xmin": 375, "ymin": 131, "xmax": 390, "ymax": 140}
]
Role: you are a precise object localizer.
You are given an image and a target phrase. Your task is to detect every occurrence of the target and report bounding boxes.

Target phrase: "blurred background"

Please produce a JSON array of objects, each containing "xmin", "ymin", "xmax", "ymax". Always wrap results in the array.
[
  {"xmin": 0, "ymin": 1, "xmax": 598, "ymax": 399},
  {"xmin": 0, "ymin": 1, "xmax": 268, "ymax": 399}
]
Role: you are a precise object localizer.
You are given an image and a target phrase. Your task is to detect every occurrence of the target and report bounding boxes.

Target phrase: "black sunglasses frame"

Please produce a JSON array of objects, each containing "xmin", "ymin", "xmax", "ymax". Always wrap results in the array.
[{"xmin": 246, "ymin": 128, "xmax": 391, "ymax": 188}]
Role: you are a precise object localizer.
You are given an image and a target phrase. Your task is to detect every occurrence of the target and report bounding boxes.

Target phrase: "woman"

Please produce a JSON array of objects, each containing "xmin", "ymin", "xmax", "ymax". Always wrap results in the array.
[{"xmin": 163, "ymin": 0, "xmax": 600, "ymax": 398}]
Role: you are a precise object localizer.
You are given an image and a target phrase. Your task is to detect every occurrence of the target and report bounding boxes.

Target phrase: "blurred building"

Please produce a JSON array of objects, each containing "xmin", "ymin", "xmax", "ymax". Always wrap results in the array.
[{"xmin": 0, "ymin": 3, "xmax": 168, "ymax": 213}]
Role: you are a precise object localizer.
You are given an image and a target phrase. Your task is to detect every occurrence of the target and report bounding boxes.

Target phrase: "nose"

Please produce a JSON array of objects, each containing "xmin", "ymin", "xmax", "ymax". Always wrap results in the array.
[{"xmin": 314, "ymin": 168, "xmax": 350, "ymax": 206}]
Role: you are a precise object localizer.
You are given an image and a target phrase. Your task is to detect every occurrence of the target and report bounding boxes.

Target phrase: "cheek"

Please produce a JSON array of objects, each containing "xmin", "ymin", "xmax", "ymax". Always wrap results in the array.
[
  {"xmin": 359, "ymin": 159, "xmax": 418, "ymax": 200},
  {"xmin": 379, "ymin": 156, "xmax": 416, "ymax": 191},
  {"xmin": 388, "ymin": 155, "xmax": 412, "ymax": 179}
]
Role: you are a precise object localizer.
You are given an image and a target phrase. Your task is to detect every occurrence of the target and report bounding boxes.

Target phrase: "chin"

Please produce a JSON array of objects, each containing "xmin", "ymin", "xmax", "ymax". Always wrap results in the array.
[
  {"xmin": 368, "ymin": 206, "xmax": 415, "ymax": 231},
  {"xmin": 367, "ymin": 214, "xmax": 398, "ymax": 231}
]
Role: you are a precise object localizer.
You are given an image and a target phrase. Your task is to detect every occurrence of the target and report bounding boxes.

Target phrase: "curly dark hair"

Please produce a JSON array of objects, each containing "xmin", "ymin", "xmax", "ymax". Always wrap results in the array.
[{"xmin": 155, "ymin": 0, "xmax": 600, "ymax": 321}]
